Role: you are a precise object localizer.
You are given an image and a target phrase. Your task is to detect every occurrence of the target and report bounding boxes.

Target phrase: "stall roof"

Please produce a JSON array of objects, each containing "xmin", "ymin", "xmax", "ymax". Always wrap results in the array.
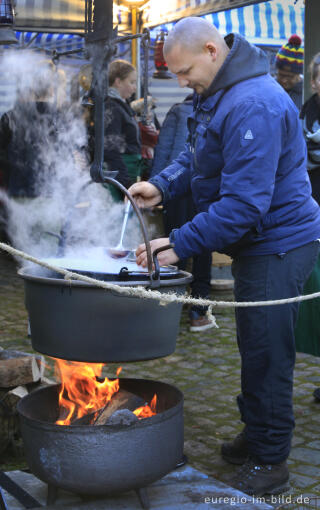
[
  {"xmin": 142, "ymin": 0, "xmax": 270, "ymax": 28},
  {"xmin": 13, "ymin": 0, "xmax": 129, "ymax": 34},
  {"xmin": 13, "ymin": 0, "xmax": 269, "ymax": 33},
  {"xmin": 148, "ymin": 0, "xmax": 305, "ymax": 48}
]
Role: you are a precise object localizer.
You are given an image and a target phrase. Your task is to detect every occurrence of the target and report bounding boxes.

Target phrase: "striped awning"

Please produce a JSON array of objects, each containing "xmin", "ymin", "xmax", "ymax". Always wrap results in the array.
[
  {"xmin": 13, "ymin": 0, "xmax": 129, "ymax": 34},
  {"xmin": 147, "ymin": 0, "xmax": 305, "ymax": 47},
  {"xmin": 13, "ymin": 31, "xmax": 85, "ymax": 52}
]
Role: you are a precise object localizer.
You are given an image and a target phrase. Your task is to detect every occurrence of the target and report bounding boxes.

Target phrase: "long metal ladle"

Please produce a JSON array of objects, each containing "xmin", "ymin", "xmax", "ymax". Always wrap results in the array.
[{"xmin": 108, "ymin": 201, "xmax": 132, "ymax": 259}]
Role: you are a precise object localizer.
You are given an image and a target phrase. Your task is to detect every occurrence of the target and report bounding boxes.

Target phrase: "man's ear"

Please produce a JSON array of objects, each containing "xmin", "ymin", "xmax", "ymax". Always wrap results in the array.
[
  {"xmin": 205, "ymin": 42, "xmax": 217, "ymax": 61},
  {"xmin": 311, "ymin": 80, "xmax": 316, "ymax": 92}
]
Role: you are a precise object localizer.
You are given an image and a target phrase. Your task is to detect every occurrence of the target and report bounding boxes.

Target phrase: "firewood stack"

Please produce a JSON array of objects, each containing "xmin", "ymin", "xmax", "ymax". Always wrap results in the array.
[{"xmin": 0, "ymin": 346, "xmax": 47, "ymax": 455}]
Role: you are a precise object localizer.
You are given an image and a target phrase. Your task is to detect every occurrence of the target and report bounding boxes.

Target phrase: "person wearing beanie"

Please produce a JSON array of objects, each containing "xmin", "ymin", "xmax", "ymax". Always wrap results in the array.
[{"xmin": 275, "ymin": 34, "xmax": 304, "ymax": 110}]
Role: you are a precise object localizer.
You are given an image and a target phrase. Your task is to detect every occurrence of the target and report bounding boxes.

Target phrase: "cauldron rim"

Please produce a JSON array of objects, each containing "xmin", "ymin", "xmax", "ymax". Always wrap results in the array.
[{"xmin": 18, "ymin": 265, "xmax": 193, "ymax": 288}]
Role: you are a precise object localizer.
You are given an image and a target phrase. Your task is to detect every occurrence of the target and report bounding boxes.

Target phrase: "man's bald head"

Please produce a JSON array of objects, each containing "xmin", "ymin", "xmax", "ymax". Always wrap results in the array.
[
  {"xmin": 163, "ymin": 17, "xmax": 229, "ymax": 95},
  {"xmin": 164, "ymin": 17, "xmax": 225, "ymax": 57}
]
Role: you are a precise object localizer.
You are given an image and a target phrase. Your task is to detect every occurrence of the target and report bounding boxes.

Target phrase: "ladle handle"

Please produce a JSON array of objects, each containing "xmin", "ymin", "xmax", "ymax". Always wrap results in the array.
[
  {"xmin": 101, "ymin": 176, "xmax": 153, "ymax": 277},
  {"xmin": 117, "ymin": 201, "xmax": 131, "ymax": 249}
]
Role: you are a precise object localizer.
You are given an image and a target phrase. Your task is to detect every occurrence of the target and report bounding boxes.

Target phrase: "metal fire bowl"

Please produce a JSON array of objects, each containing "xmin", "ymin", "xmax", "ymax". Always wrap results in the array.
[{"xmin": 17, "ymin": 379, "xmax": 184, "ymax": 496}]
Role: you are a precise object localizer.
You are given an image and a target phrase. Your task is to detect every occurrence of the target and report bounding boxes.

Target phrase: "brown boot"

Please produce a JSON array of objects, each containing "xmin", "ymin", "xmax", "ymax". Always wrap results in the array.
[{"xmin": 221, "ymin": 429, "xmax": 248, "ymax": 465}]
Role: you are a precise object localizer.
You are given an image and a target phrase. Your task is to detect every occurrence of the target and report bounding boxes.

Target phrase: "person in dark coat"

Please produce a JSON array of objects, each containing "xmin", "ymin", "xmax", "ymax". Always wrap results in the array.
[
  {"xmin": 129, "ymin": 17, "xmax": 320, "ymax": 496},
  {"xmin": 103, "ymin": 60, "xmax": 141, "ymax": 201},
  {"xmin": 300, "ymin": 52, "xmax": 320, "ymax": 203},
  {"xmin": 295, "ymin": 52, "xmax": 320, "ymax": 398},
  {"xmin": 151, "ymin": 95, "xmax": 213, "ymax": 331},
  {"xmin": 0, "ymin": 98, "xmax": 57, "ymax": 198},
  {"xmin": 275, "ymin": 35, "xmax": 304, "ymax": 110}
]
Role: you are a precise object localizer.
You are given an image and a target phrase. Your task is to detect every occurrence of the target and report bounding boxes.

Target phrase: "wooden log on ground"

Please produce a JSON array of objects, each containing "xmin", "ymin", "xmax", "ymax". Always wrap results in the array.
[
  {"xmin": 93, "ymin": 389, "xmax": 145, "ymax": 426},
  {"xmin": 0, "ymin": 386, "xmax": 28, "ymax": 454},
  {"xmin": 1, "ymin": 386, "xmax": 28, "ymax": 409},
  {"xmin": 27, "ymin": 375, "xmax": 56, "ymax": 394},
  {"xmin": 0, "ymin": 357, "xmax": 41, "ymax": 387},
  {"xmin": 0, "ymin": 350, "xmax": 45, "ymax": 379}
]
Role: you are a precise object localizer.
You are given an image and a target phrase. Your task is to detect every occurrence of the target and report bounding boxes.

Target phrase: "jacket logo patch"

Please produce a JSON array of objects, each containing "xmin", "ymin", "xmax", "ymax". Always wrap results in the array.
[{"xmin": 244, "ymin": 129, "xmax": 254, "ymax": 140}]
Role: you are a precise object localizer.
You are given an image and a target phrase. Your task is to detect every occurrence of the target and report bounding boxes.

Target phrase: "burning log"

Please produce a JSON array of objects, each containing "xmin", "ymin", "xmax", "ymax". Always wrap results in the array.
[
  {"xmin": 93, "ymin": 389, "xmax": 145, "ymax": 425},
  {"xmin": 0, "ymin": 357, "xmax": 42, "ymax": 388}
]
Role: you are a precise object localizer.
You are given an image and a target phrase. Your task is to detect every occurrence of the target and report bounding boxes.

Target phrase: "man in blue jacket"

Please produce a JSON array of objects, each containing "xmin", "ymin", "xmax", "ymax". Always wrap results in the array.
[{"xmin": 129, "ymin": 17, "xmax": 320, "ymax": 496}]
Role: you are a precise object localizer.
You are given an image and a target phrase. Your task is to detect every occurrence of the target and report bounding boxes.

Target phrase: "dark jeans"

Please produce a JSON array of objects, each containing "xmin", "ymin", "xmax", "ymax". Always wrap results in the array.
[
  {"xmin": 309, "ymin": 167, "xmax": 320, "ymax": 206},
  {"xmin": 178, "ymin": 250, "xmax": 212, "ymax": 315},
  {"xmin": 232, "ymin": 241, "xmax": 320, "ymax": 464},
  {"xmin": 164, "ymin": 196, "xmax": 211, "ymax": 315}
]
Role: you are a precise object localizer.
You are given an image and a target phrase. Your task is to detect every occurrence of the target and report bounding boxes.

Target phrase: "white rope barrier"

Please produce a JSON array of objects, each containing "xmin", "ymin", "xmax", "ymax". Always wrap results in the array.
[{"xmin": 1, "ymin": 241, "xmax": 320, "ymax": 316}]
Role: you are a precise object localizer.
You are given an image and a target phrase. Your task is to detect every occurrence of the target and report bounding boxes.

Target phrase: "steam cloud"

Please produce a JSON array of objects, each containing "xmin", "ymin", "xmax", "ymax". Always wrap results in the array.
[{"xmin": 0, "ymin": 50, "xmax": 144, "ymax": 266}]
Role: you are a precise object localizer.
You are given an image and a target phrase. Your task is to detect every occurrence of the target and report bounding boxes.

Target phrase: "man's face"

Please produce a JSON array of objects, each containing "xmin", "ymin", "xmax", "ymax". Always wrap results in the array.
[
  {"xmin": 165, "ymin": 44, "xmax": 218, "ymax": 95},
  {"xmin": 276, "ymin": 67, "xmax": 301, "ymax": 91}
]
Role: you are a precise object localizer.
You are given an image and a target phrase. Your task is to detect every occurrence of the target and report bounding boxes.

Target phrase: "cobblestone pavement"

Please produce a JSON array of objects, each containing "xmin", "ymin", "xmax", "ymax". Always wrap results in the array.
[{"xmin": 1, "ymin": 249, "xmax": 320, "ymax": 508}]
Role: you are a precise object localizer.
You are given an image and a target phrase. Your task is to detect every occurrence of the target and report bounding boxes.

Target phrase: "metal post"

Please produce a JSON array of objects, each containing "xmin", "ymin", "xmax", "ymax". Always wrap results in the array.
[
  {"xmin": 86, "ymin": 0, "xmax": 115, "ymax": 182},
  {"xmin": 303, "ymin": 0, "xmax": 320, "ymax": 102},
  {"xmin": 136, "ymin": 36, "xmax": 141, "ymax": 99},
  {"xmin": 131, "ymin": 6, "xmax": 137, "ymax": 67}
]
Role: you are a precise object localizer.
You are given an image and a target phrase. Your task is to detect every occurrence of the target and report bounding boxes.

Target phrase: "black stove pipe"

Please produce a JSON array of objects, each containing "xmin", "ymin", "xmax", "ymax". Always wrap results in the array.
[
  {"xmin": 85, "ymin": 0, "xmax": 115, "ymax": 183},
  {"xmin": 85, "ymin": 0, "xmax": 150, "ymax": 184}
]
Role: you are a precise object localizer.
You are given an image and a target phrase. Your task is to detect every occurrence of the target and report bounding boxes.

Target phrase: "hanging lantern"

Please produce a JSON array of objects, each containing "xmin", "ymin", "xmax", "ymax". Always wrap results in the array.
[
  {"xmin": 153, "ymin": 30, "xmax": 171, "ymax": 79},
  {"xmin": 0, "ymin": 0, "xmax": 18, "ymax": 44}
]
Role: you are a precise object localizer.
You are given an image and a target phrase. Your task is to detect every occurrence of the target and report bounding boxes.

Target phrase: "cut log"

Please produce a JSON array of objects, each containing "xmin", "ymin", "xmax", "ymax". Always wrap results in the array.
[
  {"xmin": 93, "ymin": 389, "xmax": 145, "ymax": 426},
  {"xmin": 0, "ymin": 386, "xmax": 28, "ymax": 454},
  {"xmin": 0, "ymin": 357, "xmax": 41, "ymax": 387},
  {"xmin": 1, "ymin": 386, "xmax": 28, "ymax": 409},
  {"xmin": 0, "ymin": 350, "xmax": 45, "ymax": 379},
  {"xmin": 27, "ymin": 375, "xmax": 56, "ymax": 394}
]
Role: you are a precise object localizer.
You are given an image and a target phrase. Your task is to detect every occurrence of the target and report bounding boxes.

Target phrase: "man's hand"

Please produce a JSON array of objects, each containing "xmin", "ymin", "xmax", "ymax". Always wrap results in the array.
[
  {"xmin": 136, "ymin": 238, "xmax": 179, "ymax": 268},
  {"xmin": 128, "ymin": 181, "xmax": 162, "ymax": 209}
]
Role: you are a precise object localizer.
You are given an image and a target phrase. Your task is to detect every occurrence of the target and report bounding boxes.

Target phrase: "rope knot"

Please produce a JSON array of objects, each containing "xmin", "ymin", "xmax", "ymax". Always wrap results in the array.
[{"xmin": 206, "ymin": 305, "xmax": 219, "ymax": 329}]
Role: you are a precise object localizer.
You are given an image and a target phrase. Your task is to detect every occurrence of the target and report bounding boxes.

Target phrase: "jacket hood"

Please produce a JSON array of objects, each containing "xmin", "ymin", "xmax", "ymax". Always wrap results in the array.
[
  {"xmin": 202, "ymin": 33, "xmax": 269, "ymax": 98},
  {"xmin": 108, "ymin": 87, "xmax": 125, "ymax": 102}
]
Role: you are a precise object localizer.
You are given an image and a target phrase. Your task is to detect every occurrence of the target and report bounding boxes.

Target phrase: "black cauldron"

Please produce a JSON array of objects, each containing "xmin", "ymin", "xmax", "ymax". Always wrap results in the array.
[{"xmin": 18, "ymin": 179, "xmax": 192, "ymax": 362}]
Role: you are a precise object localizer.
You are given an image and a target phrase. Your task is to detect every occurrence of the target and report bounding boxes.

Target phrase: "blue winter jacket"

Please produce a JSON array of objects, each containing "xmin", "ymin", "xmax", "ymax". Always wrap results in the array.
[
  {"xmin": 151, "ymin": 96, "xmax": 193, "ymax": 176},
  {"xmin": 149, "ymin": 34, "xmax": 320, "ymax": 259}
]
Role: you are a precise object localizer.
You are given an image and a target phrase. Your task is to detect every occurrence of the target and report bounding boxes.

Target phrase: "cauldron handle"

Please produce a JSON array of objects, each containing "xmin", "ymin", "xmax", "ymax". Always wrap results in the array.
[
  {"xmin": 102, "ymin": 176, "xmax": 154, "ymax": 278},
  {"xmin": 151, "ymin": 244, "xmax": 175, "ymax": 285}
]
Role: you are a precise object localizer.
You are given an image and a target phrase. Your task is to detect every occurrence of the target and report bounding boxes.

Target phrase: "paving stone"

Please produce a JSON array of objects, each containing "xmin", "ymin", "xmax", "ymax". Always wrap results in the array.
[
  {"xmin": 289, "ymin": 448, "xmax": 320, "ymax": 466},
  {"xmin": 306, "ymin": 441, "xmax": 320, "ymax": 450}
]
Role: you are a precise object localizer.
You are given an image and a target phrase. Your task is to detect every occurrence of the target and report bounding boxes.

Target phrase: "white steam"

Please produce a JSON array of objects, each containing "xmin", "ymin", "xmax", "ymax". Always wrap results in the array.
[{"xmin": 0, "ymin": 50, "xmax": 144, "ymax": 265}]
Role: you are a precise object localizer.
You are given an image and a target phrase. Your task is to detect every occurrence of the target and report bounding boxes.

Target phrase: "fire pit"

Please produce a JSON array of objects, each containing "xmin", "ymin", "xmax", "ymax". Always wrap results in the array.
[{"xmin": 17, "ymin": 378, "xmax": 183, "ymax": 508}]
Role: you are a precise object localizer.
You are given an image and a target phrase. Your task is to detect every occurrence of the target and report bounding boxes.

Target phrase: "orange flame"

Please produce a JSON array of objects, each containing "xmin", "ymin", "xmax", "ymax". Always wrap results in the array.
[
  {"xmin": 54, "ymin": 359, "xmax": 122, "ymax": 425},
  {"xmin": 133, "ymin": 393, "xmax": 157, "ymax": 418}
]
